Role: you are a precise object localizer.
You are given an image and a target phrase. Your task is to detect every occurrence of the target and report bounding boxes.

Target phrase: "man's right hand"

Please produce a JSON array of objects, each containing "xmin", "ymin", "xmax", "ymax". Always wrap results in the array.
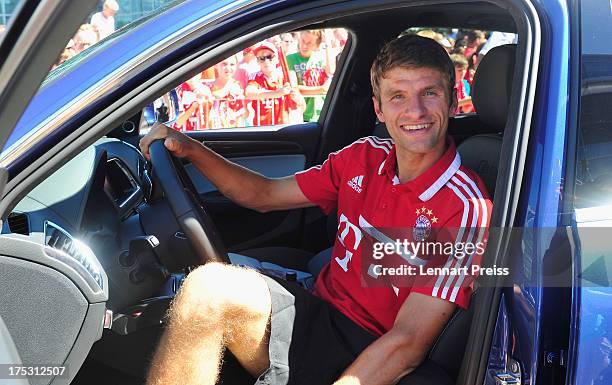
[{"xmin": 139, "ymin": 123, "xmax": 199, "ymax": 160}]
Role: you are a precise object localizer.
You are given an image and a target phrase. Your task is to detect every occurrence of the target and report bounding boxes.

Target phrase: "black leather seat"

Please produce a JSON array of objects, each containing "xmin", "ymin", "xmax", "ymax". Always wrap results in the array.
[
  {"xmin": 456, "ymin": 44, "xmax": 516, "ymax": 196},
  {"xmin": 238, "ymin": 212, "xmax": 337, "ymax": 275}
]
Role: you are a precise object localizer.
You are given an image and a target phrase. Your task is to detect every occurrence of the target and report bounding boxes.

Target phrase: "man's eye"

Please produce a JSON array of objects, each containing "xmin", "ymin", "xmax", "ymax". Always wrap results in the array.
[
  {"xmin": 424, "ymin": 90, "xmax": 438, "ymax": 96},
  {"xmin": 391, "ymin": 94, "xmax": 404, "ymax": 100}
]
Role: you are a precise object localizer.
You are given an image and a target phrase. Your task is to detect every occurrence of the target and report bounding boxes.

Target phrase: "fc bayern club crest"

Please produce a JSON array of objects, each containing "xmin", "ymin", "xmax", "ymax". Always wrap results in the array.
[{"xmin": 413, "ymin": 214, "xmax": 432, "ymax": 242}]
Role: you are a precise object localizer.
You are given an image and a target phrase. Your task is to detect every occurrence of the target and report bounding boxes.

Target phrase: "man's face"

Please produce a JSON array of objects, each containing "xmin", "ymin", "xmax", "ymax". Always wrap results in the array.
[
  {"xmin": 103, "ymin": 5, "xmax": 117, "ymax": 18},
  {"xmin": 73, "ymin": 30, "xmax": 97, "ymax": 53},
  {"xmin": 454, "ymin": 66, "xmax": 467, "ymax": 84},
  {"xmin": 215, "ymin": 57, "xmax": 237, "ymax": 80},
  {"xmin": 256, "ymin": 48, "xmax": 278, "ymax": 76},
  {"xmin": 298, "ymin": 32, "xmax": 318, "ymax": 57},
  {"xmin": 372, "ymin": 66, "xmax": 455, "ymax": 156}
]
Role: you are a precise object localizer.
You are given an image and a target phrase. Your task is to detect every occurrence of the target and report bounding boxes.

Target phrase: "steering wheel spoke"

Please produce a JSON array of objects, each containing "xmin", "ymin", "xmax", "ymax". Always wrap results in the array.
[{"xmin": 149, "ymin": 139, "xmax": 230, "ymax": 264}]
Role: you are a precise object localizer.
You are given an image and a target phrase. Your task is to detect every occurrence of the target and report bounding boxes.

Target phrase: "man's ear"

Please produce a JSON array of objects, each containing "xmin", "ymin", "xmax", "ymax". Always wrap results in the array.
[
  {"xmin": 449, "ymin": 88, "xmax": 458, "ymax": 117},
  {"xmin": 372, "ymin": 96, "xmax": 385, "ymax": 122}
]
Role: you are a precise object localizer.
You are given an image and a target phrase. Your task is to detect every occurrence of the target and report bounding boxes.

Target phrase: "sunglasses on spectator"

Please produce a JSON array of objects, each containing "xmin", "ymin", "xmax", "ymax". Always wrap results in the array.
[{"xmin": 257, "ymin": 54, "xmax": 276, "ymax": 62}]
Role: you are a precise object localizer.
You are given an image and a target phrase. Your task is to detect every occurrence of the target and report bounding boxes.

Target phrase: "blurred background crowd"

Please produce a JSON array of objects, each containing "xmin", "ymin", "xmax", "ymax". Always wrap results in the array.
[
  {"xmin": 165, "ymin": 27, "xmax": 516, "ymax": 131},
  {"xmin": 169, "ymin": 28, "xmax": 348, "ymax": 130}
]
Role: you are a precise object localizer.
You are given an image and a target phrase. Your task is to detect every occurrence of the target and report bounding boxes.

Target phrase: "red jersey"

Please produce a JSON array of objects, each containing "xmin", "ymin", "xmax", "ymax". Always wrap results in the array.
[
  {"xmin": 295, "ymin": 137, "xmax": 492, "ymax": 336},
  {"xmin": 207, "ymin": 81, "xmax": 246, "ymax": 129},
  {"xmin": 248, "ymin": 71, "xmax": 285, "ymax": 126},
  {"xmin": 173, "ymin": 82, "xmax": 209, "ymax": 131}
]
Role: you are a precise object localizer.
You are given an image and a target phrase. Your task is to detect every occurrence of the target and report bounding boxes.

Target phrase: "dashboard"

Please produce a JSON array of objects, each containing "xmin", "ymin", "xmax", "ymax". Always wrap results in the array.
[
  {"xmin": 1, "ymin": 138, "xmax": 195, "ymax": 312},
  {"xmin": 0, "ymin": 137, "xmax": 209, "ymax": 383}
]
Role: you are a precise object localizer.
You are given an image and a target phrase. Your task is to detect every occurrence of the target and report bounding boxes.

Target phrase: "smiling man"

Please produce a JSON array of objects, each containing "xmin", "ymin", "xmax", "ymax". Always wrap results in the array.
[{"xmin": 142, "ymin": 35, "xmax": 491, "ymax": 385}]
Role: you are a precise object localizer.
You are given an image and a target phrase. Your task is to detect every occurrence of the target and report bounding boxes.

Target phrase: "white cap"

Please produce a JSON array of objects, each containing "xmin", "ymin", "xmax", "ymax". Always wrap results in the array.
[{"xmin": 104, "ymin": 0, "xmax": 119, "ymax": 11}]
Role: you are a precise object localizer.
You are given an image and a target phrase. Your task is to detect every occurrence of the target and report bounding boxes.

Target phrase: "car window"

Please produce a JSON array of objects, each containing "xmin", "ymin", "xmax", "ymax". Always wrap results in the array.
[
  {"xmin": 0, "ymin": 0, "xmax": 19, "ymax": 33},
  {"xmin": 49, "ymin": 0, "xmax": 183, "ymax": 72},
  {"xmin": 403, "ymin": 27, "xmax": 518, "ymax": 116},
  {"xmin": 574, "ymin": 0, "xmax": 612, "ymax": 209},
  {"xmin": 144, "ymin": 28, "xmax": 349, "ymax": 132},
  {"xmin": 0, "ymin": 0, "xmax": 189, "ymax": 162}
]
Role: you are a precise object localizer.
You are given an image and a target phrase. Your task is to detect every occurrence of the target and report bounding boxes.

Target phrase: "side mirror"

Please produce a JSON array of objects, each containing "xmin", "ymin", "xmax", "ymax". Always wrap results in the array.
[{"xmin": 141, "ymin": 89, "xmax": 180, "ymax": 130}]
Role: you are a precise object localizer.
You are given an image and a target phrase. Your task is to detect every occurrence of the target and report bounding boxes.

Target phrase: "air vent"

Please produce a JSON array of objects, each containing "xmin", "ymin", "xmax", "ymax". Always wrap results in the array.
[
  {"xmin": 7, "ymin": 212, "xmax": 29, "ymax": 235},
  {"xmin": 106, "ymin": 158, "xmax": 141, "ymax": 209},
  {"xmin": 45, "ymin": 221, "xmax": 104, "ymax": 290},
  {"xmin": 46, "ymin": 226, "xmax": 77, "ymax": 256}
]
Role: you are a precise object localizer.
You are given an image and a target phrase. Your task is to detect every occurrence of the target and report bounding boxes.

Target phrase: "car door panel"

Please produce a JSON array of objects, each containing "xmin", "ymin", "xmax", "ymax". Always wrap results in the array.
[
  {"xmin": 187, "ymin": 122, "xmax": 321, "ymax": 160},
  {"xmin": 186, "ymin": 153, "xmax": 306, "ymax": 250},
  {"xmin": 183, "ymin": 124, "xmax": 322, "ymax": 251},
  {"xmin": 186, "ymin": 154, "xmax": 306, "ymax": 195}
]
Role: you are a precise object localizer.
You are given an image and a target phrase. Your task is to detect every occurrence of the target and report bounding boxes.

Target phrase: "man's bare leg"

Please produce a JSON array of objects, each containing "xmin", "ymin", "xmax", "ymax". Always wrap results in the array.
[{"xmin": 146, "ymin": 262, "xmax": 273, "ymax": 385}]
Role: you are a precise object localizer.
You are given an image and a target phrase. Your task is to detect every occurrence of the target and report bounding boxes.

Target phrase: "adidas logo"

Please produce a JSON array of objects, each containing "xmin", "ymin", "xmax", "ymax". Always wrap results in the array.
[{"xmin": 347, "ymin": 175, "xmax": 364, "ymax": 193}]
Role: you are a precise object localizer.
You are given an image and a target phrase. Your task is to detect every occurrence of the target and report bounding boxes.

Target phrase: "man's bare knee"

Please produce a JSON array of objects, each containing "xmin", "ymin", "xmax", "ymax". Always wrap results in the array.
[
  {"xmin": 170, "ymin": 263, "xmax": 271, "ymax": 332},
  {"xmin": 168, "ymin": 263, "xmax": 224, "ymax": 327}
]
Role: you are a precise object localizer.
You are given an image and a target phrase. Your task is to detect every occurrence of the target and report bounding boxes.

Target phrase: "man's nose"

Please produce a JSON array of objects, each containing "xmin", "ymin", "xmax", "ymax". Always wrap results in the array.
[{"xmin": 403, "ymin": 96, "xmax": 427, "ymax": 119}]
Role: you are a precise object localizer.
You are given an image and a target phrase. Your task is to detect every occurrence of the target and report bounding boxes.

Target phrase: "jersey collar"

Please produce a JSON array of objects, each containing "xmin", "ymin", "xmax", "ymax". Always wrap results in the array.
[{"xmin": 377, "ymin": 137, "xmax": 461, "ymax": 202}]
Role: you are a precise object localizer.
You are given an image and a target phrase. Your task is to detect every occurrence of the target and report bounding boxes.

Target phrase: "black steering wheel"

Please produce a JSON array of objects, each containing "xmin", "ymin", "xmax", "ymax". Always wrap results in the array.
[{"xmin": 148, "ymin": 139, "xmax": 230, "ymax": 264}]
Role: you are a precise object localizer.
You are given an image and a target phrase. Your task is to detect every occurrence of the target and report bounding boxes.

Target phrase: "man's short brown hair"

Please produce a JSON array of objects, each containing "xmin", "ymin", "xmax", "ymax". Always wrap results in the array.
[{"xmin": 370, "ymin": 35, "xmax": 455, "ymax": 105}]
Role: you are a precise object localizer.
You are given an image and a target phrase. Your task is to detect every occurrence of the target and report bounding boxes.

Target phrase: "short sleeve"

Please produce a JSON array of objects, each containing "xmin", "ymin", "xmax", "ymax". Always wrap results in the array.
[
  {"xmin": 294, "ymin": 142, "xmax": 357, "ymax": 215},
  {"xmin": 410, "ymin": 193, "xmax": 492, "ymax": 309}
]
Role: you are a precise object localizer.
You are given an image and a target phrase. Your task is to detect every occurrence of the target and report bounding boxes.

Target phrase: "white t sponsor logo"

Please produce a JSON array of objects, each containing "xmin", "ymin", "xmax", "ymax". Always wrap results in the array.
[
  {"xmin": 347, "ymin": 175, "xmax": 364, "ymax": 193},
  {"xmin": 335, "ymin": 213, "xmax": 363, "ymax": 272}
]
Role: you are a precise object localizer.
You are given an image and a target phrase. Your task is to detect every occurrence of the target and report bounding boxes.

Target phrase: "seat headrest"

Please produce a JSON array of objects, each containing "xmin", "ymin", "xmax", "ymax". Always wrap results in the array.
[{"xmin": 472, "ymin": 44, "xmax": 516, "ymax": 131}]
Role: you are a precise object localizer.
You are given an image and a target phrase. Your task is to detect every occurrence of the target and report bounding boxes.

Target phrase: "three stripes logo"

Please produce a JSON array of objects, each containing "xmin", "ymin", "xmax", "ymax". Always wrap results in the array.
[{"xmin": 347, "ymin": 175, "xmax": 364, "ymax": 193}]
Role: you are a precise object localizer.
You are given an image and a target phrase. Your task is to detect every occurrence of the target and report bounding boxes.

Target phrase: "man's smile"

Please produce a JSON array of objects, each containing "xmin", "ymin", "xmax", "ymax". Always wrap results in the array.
[{"xmin": 399, "ymin": 123, "xmax": 434, "ymax": 132}]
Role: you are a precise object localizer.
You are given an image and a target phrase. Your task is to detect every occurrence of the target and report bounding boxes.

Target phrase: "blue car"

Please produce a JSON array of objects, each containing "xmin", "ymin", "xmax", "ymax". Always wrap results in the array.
[{"xmin": 0, "ymin": 0, "xmax": 610, "ymax": 384}]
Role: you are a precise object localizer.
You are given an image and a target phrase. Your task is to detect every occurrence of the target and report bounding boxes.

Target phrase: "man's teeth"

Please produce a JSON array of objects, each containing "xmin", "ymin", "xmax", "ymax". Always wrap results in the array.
[{"xmin": 401, "ymin": 124, "xmax": 430, "ymax": 131}]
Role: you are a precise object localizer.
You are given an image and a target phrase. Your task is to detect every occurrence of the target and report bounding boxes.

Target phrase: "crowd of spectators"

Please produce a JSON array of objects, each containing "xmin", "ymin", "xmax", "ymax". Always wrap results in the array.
[
  {"xmin": 53, "ymin": 0, "xmax": 119, "ymax": 69},
  {"xmin": 171, "ymin": 29, "xmax": 347, "ymax": 131},
  {"xmin": 14, "ymin": 1, "xmax": 513, "ymax": 131},
  {"xmin": 1, "ymin": 2, "xmax": 516, "ymax": 131}
]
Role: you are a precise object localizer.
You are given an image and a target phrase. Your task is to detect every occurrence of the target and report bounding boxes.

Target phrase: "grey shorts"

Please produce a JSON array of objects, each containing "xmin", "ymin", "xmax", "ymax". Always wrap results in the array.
[
  {"xmin": 254, "ymin": 275, "xmax": 377, "ymax": 385},
  {"xmin": 251, "ymin": 276, "xmax": 456, "ymax": 385}
]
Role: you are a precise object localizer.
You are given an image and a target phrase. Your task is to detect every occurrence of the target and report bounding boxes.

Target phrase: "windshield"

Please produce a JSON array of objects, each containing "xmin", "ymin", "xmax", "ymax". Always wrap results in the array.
[
  {"xmin": 0, "ymin": 0, "xmax": 187, "ymax": 161},
  {"xmin": 46, "ymin": 0, "xmax": 184, "ymax": 84}
]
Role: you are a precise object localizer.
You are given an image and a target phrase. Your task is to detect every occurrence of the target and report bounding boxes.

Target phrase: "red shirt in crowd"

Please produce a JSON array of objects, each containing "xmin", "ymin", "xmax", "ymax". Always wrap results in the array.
[
  {"xmin": 295, "ymin": 136, "xmax": 492, "ymax": 336},
  {"xmin": 247, "ymin": 71, "xmax": 285, "ymax": 126},
  {"xmin": 173, "ymin": 82, "xmax": 209, "ymax": 131},
  {"xmin": 206, "ymin": 80, "xmax": 246, "ymax": 128}
]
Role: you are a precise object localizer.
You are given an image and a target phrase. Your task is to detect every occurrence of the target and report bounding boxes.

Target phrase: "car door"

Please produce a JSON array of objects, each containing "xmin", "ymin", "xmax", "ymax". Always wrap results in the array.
[
  {"xmin": 188, "ymin": 124, "xmax": 323, "ymax": 252},
  {"xmin": 571, "ymin": 1, "xmax": 612, "ymax": 383},
  {"xmin": 0, "ymin": 0, "xmax": 99, "ymax": 380}
]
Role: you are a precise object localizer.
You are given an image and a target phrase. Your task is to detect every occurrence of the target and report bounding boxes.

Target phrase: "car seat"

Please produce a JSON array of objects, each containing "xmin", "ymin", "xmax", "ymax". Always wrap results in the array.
[{"xmin": 456, "ymin": 44, "xmax": 516, "ymax": 197}]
